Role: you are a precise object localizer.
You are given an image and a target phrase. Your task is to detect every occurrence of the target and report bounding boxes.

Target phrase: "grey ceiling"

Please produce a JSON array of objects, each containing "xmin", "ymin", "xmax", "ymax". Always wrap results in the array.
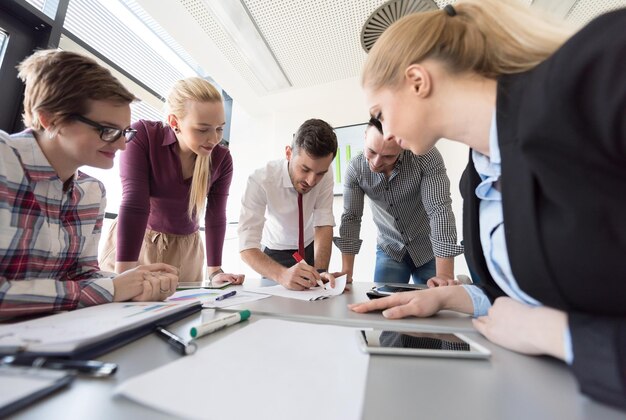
[{"xmin": 179, "ymin": 0, "xmax": 624, "ymax": 95}]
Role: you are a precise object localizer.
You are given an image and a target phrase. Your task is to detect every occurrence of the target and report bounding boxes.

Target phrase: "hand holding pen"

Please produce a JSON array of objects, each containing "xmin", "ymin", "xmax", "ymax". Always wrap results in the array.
[
  {"xmin": 276, "ymin": 252, "xmax": 321, "ymax": 291},
  {"xmin": 293, "ymin": 252, "xmax": 337, "ymax": 289}
]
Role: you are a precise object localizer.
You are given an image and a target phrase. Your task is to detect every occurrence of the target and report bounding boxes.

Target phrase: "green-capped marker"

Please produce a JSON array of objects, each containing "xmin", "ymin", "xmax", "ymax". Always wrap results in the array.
[{"xmin": 190, "ymin": 310, "xmax": 251, "ymax": 339}]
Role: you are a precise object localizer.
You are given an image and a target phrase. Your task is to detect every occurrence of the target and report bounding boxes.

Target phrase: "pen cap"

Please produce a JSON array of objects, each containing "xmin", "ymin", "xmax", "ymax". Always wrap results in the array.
[{"xmin": 239, "ymin": 310, "xmax": 251, "ymax": 321}]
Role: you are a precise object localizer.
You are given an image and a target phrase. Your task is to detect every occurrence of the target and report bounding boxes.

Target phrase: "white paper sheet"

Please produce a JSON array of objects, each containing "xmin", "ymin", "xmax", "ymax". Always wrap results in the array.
[
  {"xmin": 244, "ymin": 275, "xmax": 347, "ymax": 301},
  {"xmin": 167, "ymin": 288, "xmax": 232, "ymax": 304},
  {"xmin": 202, "ymin": 290, "xmax": 270, "ymax": 308},
  {"xmin": 168, "ymin": 288, "xmax": 271, "ymax": 308},
  {"xmin": 116, "ymin": 319, "xmax": 369, "ymax": 420}
]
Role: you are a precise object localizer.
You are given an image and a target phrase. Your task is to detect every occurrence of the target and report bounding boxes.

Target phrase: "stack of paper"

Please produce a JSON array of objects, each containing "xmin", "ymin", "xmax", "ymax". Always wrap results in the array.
[
  {"xmin": 244, "ymin": 275, "xmax": 347, "ymax": 301},
  {"xmin": 116, "ymin": 319, "xmax": 369, "ymax": 419}
]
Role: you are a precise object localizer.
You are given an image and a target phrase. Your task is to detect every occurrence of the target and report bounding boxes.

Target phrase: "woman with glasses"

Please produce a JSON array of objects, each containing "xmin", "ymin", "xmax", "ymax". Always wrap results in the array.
[
  {"xmin": 100, "ymin": 77, "xmax": 245, "ymax": 285},
  {"xmin": 349, "ymin": 0, "xmax": 626, "ymax": 410},
  {"xmin": 0, "ymin": 50, "xmax": 179, "ymax": 317}
]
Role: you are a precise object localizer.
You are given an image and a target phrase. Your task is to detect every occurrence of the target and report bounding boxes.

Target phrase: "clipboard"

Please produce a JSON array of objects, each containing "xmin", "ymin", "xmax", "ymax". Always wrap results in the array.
[
  {"xmin": 0, "ymin": 365, "xmax": 74, "ymax": 417},
  {"xmin": 0, "ymin": 301, "xmax": 202, "ymax": 360},
  {"xmin": 58, "ymin": 302, "xmax": 201, "ymax": 360}
]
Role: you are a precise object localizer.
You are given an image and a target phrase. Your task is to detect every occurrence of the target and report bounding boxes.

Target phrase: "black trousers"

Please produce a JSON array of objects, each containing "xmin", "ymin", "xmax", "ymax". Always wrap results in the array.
[{"xmin": 263, "ymin": 242, "xmax": 314, "ymax": 268}]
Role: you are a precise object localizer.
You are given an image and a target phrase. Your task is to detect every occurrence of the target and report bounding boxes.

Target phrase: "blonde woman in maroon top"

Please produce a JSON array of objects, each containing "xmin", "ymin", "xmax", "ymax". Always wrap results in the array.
[{"xmin": 100, "ymin": 77, "xmax": 244, "ymax": 284}]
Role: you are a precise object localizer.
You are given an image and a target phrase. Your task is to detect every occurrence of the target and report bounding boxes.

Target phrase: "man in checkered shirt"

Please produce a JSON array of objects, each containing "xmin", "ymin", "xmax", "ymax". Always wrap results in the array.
[{"xmin": 334, "ymin": 118, "xmax": 463, "ymax": 285}]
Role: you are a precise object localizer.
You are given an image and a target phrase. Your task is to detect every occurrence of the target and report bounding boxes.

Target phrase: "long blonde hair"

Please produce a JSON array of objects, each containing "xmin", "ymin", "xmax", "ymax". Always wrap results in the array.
[
  {"xmin": 166, "ymin": 77, "xmax": 223, "ymax": 222},
  {"xmin": 363, "ymin": 0, "xmax": 574, "ymax": 90}
]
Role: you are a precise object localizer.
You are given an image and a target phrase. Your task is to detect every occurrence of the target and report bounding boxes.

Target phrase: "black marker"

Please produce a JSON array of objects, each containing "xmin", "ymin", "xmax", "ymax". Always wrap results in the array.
[
  {"xmin": 155, "ymin": 326, "xmax": 197, "ymax": 356},
  {"xmin": 1, "ymin": 355, "xmax": 117, "ymax": 377}
]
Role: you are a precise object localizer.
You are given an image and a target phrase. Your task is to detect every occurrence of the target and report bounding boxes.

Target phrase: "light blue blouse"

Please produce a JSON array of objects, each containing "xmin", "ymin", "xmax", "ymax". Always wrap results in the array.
[{"xmin": 461, "ymin": 112, "xmax": 573, "ymax": 363}]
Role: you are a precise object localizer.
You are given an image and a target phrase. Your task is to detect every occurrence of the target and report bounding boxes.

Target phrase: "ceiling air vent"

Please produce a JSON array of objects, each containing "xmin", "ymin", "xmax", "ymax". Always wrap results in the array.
[{"xmin": 361, "ymin": 0, "xmax": 438, "ymax": 52}]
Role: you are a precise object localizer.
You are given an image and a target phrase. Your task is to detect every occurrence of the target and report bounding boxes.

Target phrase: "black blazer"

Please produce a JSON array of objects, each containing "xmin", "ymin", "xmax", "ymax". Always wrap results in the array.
[{"xmin": 461, "ymin": 9, "xmax": 626, "ymax": 409}]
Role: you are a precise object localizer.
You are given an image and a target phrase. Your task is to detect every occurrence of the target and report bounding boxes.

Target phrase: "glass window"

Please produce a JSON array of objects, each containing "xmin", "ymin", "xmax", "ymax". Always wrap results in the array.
[
  {"xmin": 64, "ymin": 0, "xmax": 209, "ymax": 216},
  {"xmin": 64, "ymin": 0, "xmax": 200, "ymax": 99},
  {"xmin": 0, "ymin": 29, "xmax": 7, "ymax": 66},
  {"xmin": 23, "ymin": 0, "xmax": 58, "ymax": 19}
]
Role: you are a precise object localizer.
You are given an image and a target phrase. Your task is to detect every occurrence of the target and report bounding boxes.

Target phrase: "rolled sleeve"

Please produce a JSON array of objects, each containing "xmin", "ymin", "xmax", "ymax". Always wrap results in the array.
[
  {"xmin": 333, "ymin": 236, "xmax": 362, "ymax": 254},
  {"xmin": 563, "ymin": 326, "xmax": 574, "ymax": 365},
  {"xmin": 238, "ymin": 175, "xmax": 267, "ymax": 251},
  {"xmin": 420, "ymin": 149, "xmax": 464, "ymax": 258},
  {"xmin": 336, "ymin": 160, "xmax": 364, "ymax": 255},
  {"xmin": 462, "ymin": 284, "xmax": 492, "ymax": 317}
]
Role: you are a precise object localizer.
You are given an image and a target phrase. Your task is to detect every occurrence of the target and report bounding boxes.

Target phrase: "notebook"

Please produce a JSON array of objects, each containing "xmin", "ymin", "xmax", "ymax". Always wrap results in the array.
[{"xmin": 0, "ymin": 300, "xmax": 201, "ymax": 359}]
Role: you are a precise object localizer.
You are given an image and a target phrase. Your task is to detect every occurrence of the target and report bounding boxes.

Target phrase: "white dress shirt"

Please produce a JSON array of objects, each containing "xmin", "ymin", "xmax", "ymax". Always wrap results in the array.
[{"xmin": 238, "ymin": 159, "xmax": 335, "ymax": 251}]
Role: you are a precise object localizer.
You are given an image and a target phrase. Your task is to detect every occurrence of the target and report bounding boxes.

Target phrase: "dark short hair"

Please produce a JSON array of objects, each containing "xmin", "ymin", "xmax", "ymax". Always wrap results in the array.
[
  {"xmin": 367, "ymin": 117, "xmax": 383, "ymax": 135},
  {"xmin": 292, "ymin": 119, "xmax": 338, "ymax": 158}
]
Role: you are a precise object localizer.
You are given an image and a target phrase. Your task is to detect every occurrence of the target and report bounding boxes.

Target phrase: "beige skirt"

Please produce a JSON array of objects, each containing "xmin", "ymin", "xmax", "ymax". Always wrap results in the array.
[{"xmin": 99, "ymin": 219, "xmax": 205, "ymax": 282}]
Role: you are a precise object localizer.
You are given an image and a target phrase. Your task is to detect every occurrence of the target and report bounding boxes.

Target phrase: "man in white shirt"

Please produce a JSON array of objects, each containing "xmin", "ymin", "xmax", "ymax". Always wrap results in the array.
[{"xmin": 238, "ymin": 119, "xmax": 337, "ymax": 290}]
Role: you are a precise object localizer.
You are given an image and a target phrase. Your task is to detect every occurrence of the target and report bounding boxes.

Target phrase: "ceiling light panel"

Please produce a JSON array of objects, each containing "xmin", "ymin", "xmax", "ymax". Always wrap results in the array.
[
  {"xmin": 178, "ymin": 0, "xmax": 547, "ymax": 95},
  {"xmin": 180, "ymin": 0, "xmax": 267, "ymax": 93},
  {"xmin": 566, "ymin": 0, "xmax": 626, "ymax": 25},
  {"xmin": 242, "ymin": 0, "xmax": 383, "ymax": 88}
]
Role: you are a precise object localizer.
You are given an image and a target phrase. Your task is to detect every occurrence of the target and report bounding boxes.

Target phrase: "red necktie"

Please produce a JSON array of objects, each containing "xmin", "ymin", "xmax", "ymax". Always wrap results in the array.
[{"xmin": 298, "ymin": 193, "xmax": 304, "ymax": 258}]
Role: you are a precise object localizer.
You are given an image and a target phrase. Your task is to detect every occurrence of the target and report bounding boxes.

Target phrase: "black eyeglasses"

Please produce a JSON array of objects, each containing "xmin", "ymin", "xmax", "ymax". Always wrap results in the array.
[{"xmin": 71, "ymin": 114, "xmax": 137, "ymax": 143}]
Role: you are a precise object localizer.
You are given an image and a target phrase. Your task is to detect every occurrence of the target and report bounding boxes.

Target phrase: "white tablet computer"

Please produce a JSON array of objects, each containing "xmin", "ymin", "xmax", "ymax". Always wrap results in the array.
[{"xmin": 357, "ymin": 330, "xmax": 491, "ymax": 359}]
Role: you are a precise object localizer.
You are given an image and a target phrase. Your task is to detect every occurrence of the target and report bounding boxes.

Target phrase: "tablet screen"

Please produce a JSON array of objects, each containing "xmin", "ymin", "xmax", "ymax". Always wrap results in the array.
[
  {"xmin": 357, "ymin": 330, "xmax": 491, "ymax": 359},
  {"xmin": 363, "ymin": 331, "xmax": 469, "ymax": 351}
]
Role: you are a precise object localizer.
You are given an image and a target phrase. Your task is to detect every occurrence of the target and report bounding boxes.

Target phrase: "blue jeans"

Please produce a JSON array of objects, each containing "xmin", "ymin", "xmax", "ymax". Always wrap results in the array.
[{"xmin": 374, "ymin": 247, "xmax": 436, "ymax": 285}]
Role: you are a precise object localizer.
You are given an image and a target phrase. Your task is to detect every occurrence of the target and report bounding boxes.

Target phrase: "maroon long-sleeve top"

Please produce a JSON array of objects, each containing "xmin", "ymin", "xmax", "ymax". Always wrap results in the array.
[{"xmin": 116, "ymin": 120, "xmax": 233, "ymax": 266}]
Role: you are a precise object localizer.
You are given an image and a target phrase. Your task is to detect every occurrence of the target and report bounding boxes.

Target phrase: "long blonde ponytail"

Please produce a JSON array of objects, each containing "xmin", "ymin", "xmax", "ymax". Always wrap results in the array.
[
  {"xmin": 363, "ymin": 0, "xmax": 574, "ymax": 90},
  {"xmin": 165, "ymin": 77, "xmax": 223, "ymax": 222}
]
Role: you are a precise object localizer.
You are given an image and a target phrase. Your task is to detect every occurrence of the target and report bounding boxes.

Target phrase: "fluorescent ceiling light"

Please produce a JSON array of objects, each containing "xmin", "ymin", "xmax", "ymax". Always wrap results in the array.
[{"xmin": 202, "ymin": 0, "xmax": 292, "ymax": 92}]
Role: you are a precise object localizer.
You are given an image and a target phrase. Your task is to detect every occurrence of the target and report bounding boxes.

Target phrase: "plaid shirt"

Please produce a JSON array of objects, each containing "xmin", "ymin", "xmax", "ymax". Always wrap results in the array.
[
  {"xmin": 334, "ymin": 148, "xmax": 463, "ymax": 267},
  {"xmin": 0, "ymin": 130, "xmax": 115, "ymax": 317}
]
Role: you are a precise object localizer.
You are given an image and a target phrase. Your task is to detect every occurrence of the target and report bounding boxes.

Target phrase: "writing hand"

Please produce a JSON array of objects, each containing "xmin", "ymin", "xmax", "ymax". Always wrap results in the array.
[{"xmin": 278, "ymin": 262, "xmax": 321, "ymax": 290}]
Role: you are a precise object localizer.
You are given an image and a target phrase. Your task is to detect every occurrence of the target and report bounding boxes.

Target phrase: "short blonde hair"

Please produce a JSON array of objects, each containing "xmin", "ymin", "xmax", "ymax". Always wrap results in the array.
[
  {"xmin": 363, "ymin": 0, "xmax": 573, "ymax": 90},
  {"xmin": 17, "ymin": 49, "xmax": 135, "ymax": 130},
  {"xmin": 166, "ymin": 77, "xmax": 223, "ymax": 222}
]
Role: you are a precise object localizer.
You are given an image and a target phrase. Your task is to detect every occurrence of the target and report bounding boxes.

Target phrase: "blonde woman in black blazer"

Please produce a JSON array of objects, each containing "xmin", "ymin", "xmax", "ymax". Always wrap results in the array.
[{"xmin": 350, "ymin": 0, "xmax": 626, "ymax": 410}]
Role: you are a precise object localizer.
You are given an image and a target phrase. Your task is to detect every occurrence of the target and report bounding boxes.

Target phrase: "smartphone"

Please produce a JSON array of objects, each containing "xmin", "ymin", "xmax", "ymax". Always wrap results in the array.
[
  {"xmin": 356, "ymin": 330, "xmax": 491, "ymax": 359},
  {"xmin": 366, "ymin": 283, "xmax": 428, "ymax": 300}
]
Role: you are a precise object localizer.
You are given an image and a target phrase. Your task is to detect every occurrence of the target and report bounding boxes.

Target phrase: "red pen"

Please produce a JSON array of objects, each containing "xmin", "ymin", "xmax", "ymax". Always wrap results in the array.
[{"xmin": 292, "ymin": 252, "xmax": 325, "ymax": 289}]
